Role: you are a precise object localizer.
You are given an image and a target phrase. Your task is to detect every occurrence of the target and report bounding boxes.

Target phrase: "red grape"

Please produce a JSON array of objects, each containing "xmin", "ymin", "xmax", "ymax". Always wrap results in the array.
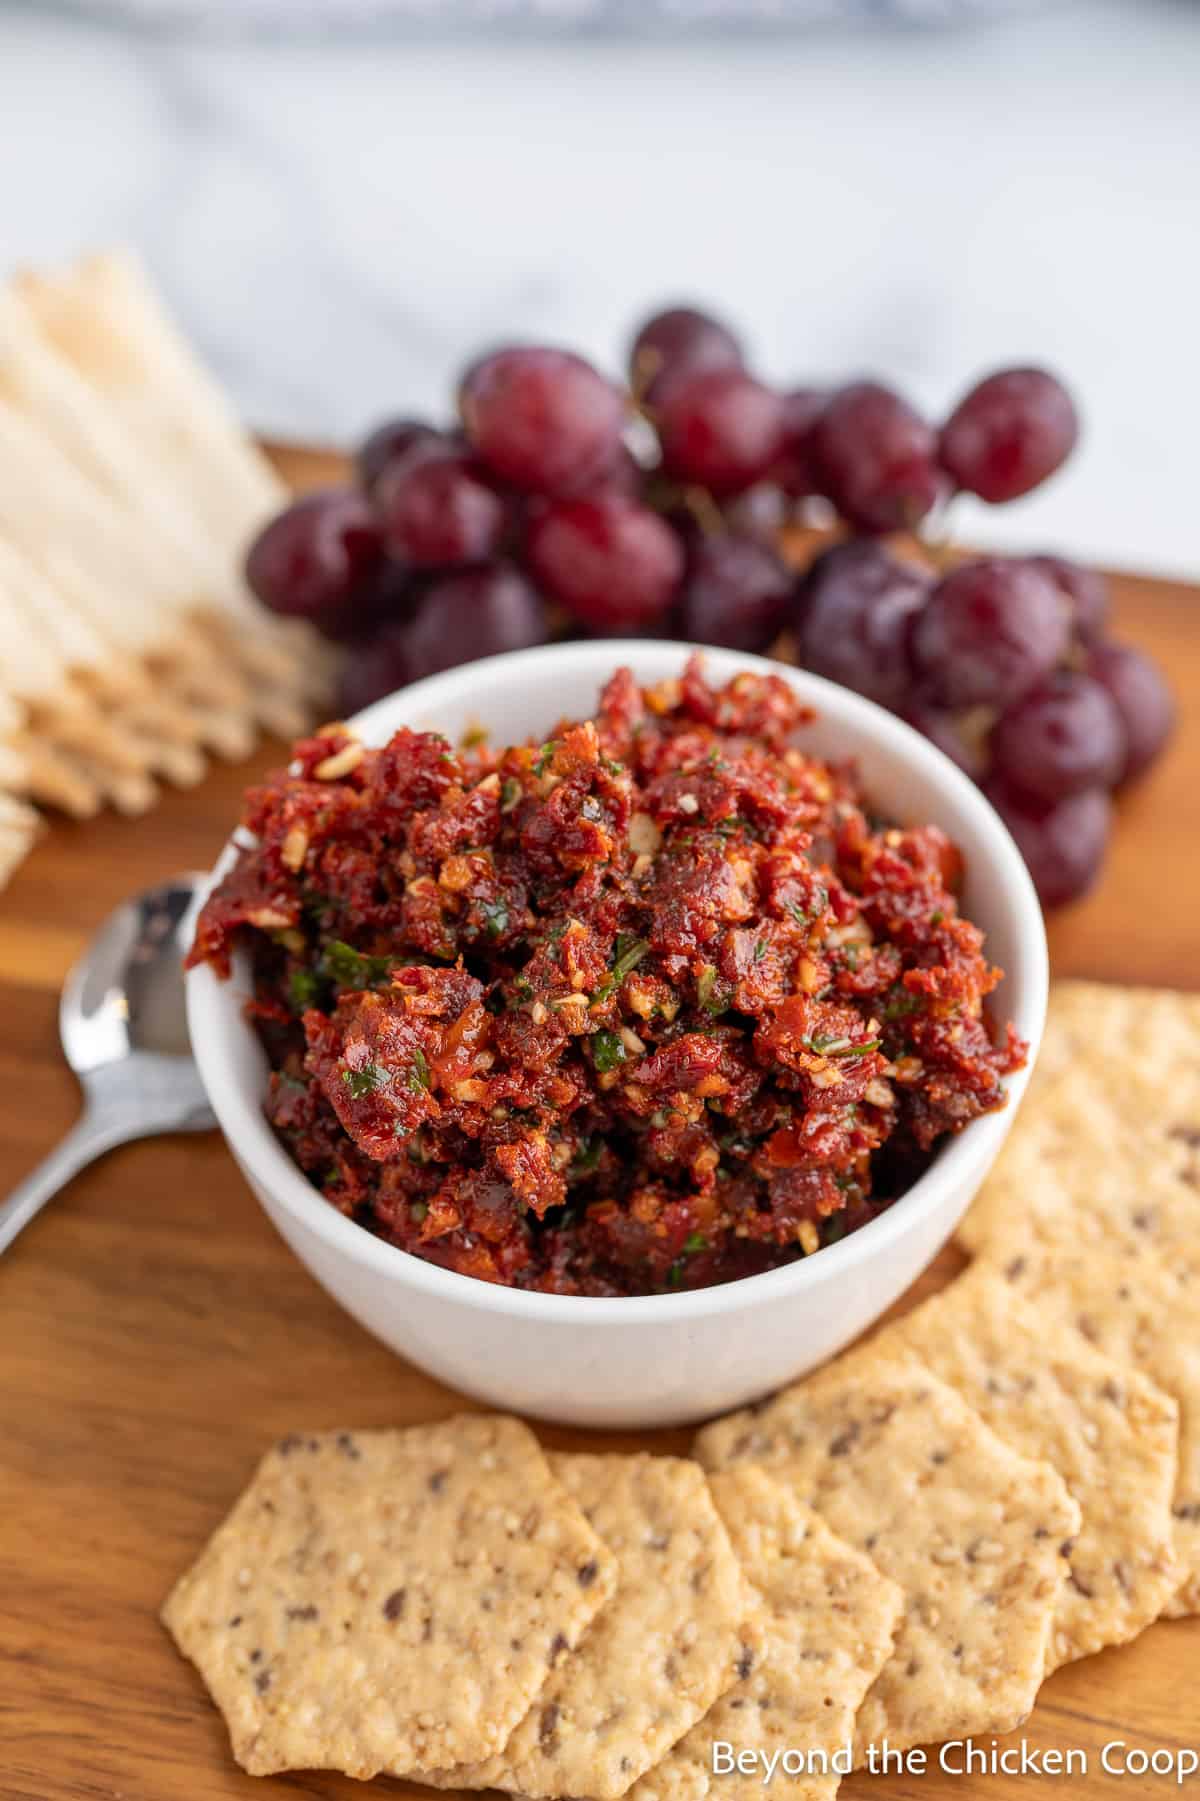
[
  {"xmin": 940, "ymin": 368, "xmax": 1079, "ymax": 504},
  {"xmin": 1087, "ymin": 639, "xmax": 1176, "ymax": 784},
  {"xmin": 459, "ymin": 347, "xmax": 624, "ymax": 496},
  {"xmin": 773, "ymin": 387, "xmax": 827, "ymax": 498},
  {"xmin": 374, "ymin": 452, "xmax": 505, "ymax": 567},
  {"xmin": 984, "ymin": 778, "xmax": 1111, "ymax": 908},
  {"xmin": 525, "ymin": 496, "xmax": 683, "ymax": 631},
  {"xmin": 990, "ymin": 671, "xmax": 1125, "ymax": 802},
  {"xmin": 356, "ymin": 418, "xmax": 444, "ymax": 493},
  {"xmin": 795, "ymin": 539, "xmax": 930, "ymax": 709},
  {"xmin": 900, "ymin": 696, "xmax": 986, "ymax": 781},
  {"xmin": 338, "ymin": 563, "xmax": 547, "ymax": 712},
  {"xmin": 655, "ymin": 367, "xmax": 785, "ymax": 497},
  {"xmin": 677, "ymin": 534, "xmax": 792, "ymax": 652},
  {"xmin": 579, "ymin": 440, "xmax": 644, "ymax": 499},
  {"xmin": 911, "ymin": 557, "xmax": 1070, "ymax": 710},
  {"xmin": 724, "ymin": 484, "xmax": 788, "ymax": 543},
  {"xmin": 1027, "ymin": 554, "xmax": 1110, "ymax": 643},
  {"xmin": 628, "ymin": 306, "xmax": 743, "ymax": 404},
  {"xmin": 811, "ymin": 382, "xmax": 940, "ymax": 533},
  {"xmin": 245, "ymin": 489, "xmax": 382, "ymax": 638}
]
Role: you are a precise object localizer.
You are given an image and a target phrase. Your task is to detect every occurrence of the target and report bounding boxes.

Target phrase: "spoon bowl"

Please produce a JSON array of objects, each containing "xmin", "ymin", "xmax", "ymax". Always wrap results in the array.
[{"xmin": 0, "ymin": 874, "xmax": 216, "ymax": 1256}]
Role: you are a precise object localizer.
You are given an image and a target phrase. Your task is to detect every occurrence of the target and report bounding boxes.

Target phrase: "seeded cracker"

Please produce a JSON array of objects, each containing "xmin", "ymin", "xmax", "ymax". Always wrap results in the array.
[
  {"xmin": 877, "ymin": 1260, "xmax": 1179, "ymax": 1664},
  {"xmin": 421, "ymin": 1453, "xmax": 761, "ymax": 1801},
  {"xmin": 160, "ymin": 1417, "xmax": 615, "ymax": 1779},
  {"xmin": 626, "ymin": 1467, "xmax": 903, "ymax": 1801},
  {"xmin": 997, "ymin": 1242, "xmax": 1200, "ymax": 1617},
  {"xmin": 957, "ymin": 982, "xmax": 1200, "ymax": 1260},
  {"xmin": 694, "ymin": 1358, "xmax": 1080, "ymax": 1760}
]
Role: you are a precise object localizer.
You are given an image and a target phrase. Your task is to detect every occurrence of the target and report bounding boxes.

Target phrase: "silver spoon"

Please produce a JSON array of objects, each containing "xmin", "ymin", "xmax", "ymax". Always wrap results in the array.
[{"xmin": 0, "ymin": 874, "xmax": 216, "ymax": 1255}]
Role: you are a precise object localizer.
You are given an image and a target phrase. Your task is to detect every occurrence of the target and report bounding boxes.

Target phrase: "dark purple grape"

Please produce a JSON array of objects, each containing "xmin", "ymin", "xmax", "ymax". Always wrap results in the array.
[
  {"xmin": 525, "ymin": 496, "xmax": 683, "ymax": 631},
  {"xmin": 356, "ymin": 418, "xmax": 444, "ymax": 493},
  {"xmin": 940, "ymin": 368, "xmax": 1079, "ymax": 504},
  {"xmin": 320, "ymin": 556, "xmax": 417, "ymax": 645},
  {"xmin": 984, "ymin": 779, "xmax": 1111, "ymax": 908},
  {"xmin": 990, "ymin": 672, "xmax": 1125, "ymax": 802},
  {"xmin": 1087, "ymin": 640, "xmax": 1176, "ymax": 784},
  {"xmin": 338, "ymin": 563, "xmax": 548, "ymax": 711},
  {"xmin": 1027, "ymin": 554, "xmax": 1110, "ymax": 643},
  {"xmin": 811, "ymin": 382, "xmax": 940, "ymax": 533},
  {"xmin": 900, "ymin": 695, "xmax": 986, "ymax": 781},
  {"xmin": 795, "ymin": 539, "xmax": 930, "ymax": 709},
  {"xmin": 723, "ymin": 483, "xmax": 789, "ymax": 543},
  {"xmin": 459, "ymin": 347, "xmax": 625, "ymax": 496},
  {"xmin": 628, "ymin": 306, "xmax": 743, "ymax": 405},
  {"xmin": 579, "ymin": 440, "xmax": 644, "ymax": 500},
  {"xmin": 655, "ymin": 368, "xmax": 785, "ymax": 498},
  {"xmin": 374, "ymin": 453, "xmax": 505, "ymax": 567},
  {"xmin": 676, "ymin": 534, "xmax": 792, "ymax": 652},
  {"xmin": 910, "ymin": 557, "xmax": 1071, "ymax": 710},
  {"xmin": 773, "ymin": 387, "xmax": 826, "ymax": 497},
  {"xmin": 245, "ymin": 489, "xmax": 382, "ymax": 639}
]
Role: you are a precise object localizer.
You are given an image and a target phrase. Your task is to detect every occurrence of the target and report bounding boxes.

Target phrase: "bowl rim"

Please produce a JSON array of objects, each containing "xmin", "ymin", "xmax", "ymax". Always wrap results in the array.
[{"xmin": 186, "ymin": 638, "xmax": 1048, "ymax": 1325}]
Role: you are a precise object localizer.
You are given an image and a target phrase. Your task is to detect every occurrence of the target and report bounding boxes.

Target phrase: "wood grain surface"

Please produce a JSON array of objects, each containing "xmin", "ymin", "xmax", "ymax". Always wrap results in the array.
[{"xmin": 1, "ymin": 443, "xmax": 1197, "ymax": 1801}]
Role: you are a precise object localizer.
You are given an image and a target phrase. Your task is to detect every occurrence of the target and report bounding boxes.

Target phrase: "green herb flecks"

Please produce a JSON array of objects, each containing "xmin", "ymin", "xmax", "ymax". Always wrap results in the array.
[
  {"xmin": 480, "ymin": 897, "xmax": 510, "ymax": 940},
  {"xmin": 323, "ymin": 940, "xmax": 394, "ymax": 990},
  {"xmin": 683, "ymin": 1231, "xmax": 708, "ymax": 1254},
  {"xmin": 533, "ymin": 740, "xmax": 558, "ymax": 776},
  {"xmin": 501, "ymin": 777, "xmax": 523, "ymax": 813},
  {"xmin": 805, "ymin": 1033, "xmax": 881, "ymax": 1060},
  {"xmin": 884, "ymin": 987, "xmax": 920, "ymax": 1022},
  {"xmin": 288, "ymin": 967, "xmax": 322, "ymax": 1012},
  {"xmin": 408, "ymin": 1046, "xmax": 431, "ymax": 1093},
  {"xmin": 594, "ymin": 935, "xmax": 649, "ymax": 1003},
  {"xmin": 696, "ymin": 965, "xmax": 728, "ymax": 1015},
  {"xmin": 342, "ymin": 1063, "xmax": 383, "ymax": 1100},
  {"xmin": 591, "ymin": 1029, "xmax": 626, "ymax": 1073}
]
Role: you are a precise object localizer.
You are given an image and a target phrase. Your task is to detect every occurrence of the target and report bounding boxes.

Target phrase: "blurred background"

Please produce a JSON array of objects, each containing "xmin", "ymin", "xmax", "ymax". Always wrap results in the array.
[{"xmin": 1, "ymin": 0, "xmax": 1197, "ymax": 575}]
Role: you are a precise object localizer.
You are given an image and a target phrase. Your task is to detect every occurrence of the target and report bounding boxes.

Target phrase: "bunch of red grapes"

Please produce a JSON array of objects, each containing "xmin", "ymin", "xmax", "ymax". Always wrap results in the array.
[{"xmin": 246, "ymin": 305, "xmax": 1174, "ymax": 909}]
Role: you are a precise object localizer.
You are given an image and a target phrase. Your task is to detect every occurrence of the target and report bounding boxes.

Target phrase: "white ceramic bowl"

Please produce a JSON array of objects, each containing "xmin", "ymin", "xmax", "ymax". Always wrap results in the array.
[{"xmin": 187, "ymin": 641, "xmax": 1047, "ymax": 1430}]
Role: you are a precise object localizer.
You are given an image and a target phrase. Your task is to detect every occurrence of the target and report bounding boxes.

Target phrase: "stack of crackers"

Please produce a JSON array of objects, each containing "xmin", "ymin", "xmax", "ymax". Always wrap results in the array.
[
  {"xmin": 164, "ymin": 979, "xmax": 1200, "ymax": 1796},
  {"xmin": 0, "ymin": 248, "xmax": 329, "ymax": 890}
]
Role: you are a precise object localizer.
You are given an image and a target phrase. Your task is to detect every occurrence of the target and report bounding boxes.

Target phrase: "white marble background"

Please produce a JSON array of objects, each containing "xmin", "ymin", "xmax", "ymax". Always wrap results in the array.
[{"xmin": 1, "ymin": 0, "xmax": 1198, "ymax": 577}]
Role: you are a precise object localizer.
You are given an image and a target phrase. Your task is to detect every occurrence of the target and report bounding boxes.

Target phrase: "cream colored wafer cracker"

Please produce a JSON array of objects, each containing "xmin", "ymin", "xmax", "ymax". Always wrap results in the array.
[
  {"xmin": 694, "ymin": 1357, "xmax": 1080, "ymax": 1762},
  {"xmin": 875, "ymin": 1259, "xmax": 1179, "ymax": 1665},
  {"xmin": 420, "ymin": 1452, "xmax": 762, "ymax": 1801},
  {"xmin": 627, "ymin": 1467, "xmax": 903, "ymax": 1801},
  {"xmin": 996, "ymin": 1241, "xmax": 1200, "ymax": 1617},
  {"xmin": 161, "ymin": 1416, "xmax": 616, "ymax": 1780},
  {"xmin": 957, "ymin": 982, "xmax": 1200, "ymax": 1260}
]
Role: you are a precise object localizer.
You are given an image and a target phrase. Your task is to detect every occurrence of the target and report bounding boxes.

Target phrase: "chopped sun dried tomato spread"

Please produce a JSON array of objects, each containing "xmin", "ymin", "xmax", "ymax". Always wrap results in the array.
[{"xmin": 190, "ymin": 658, "xmax": 1025, "ymax": 1295}]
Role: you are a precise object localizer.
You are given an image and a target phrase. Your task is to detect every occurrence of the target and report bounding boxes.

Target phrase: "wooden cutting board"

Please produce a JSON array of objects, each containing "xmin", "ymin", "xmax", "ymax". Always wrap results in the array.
[{"xmin": 2, "ymin": 443, "xmax": 1197, "ymax": 1801}]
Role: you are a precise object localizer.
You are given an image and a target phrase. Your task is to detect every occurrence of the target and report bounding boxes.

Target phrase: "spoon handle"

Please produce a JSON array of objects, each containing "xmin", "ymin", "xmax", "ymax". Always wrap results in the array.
[{"xmin": 0, "ymin": 1113, "xmax": 139, "ymax": 1256}]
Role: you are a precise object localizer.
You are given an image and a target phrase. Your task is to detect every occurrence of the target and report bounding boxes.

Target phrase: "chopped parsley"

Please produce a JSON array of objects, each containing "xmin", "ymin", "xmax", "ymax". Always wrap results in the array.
[
  {"xmin": 696, "ymin": 965, "xmax": 727, "ymax": 1015},
  {"xmin": 288, "ymin": 967, "xmax": 321, "ymax": 1012},
  {"xmin": 322, "ymin": 940, "xmax": 393, "ymax": 989},
  {"xmin": 594, "ymin": 935, "xmax": 649, "ymax": 1002},
  {"xmin": 591, "ymin": 1029, "xmax": 626, "ymax": 1073},
  {"xmin": 480, "ymin": 897, "xmax": 510, "ymax": 940},
  {"xmin": 805, "ymin": 1034, "xmax": 881, "ymax": 1059},
  {"xmin": 343, "ymin": 1063, "xmax": 383, "ymax": 1100}
]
